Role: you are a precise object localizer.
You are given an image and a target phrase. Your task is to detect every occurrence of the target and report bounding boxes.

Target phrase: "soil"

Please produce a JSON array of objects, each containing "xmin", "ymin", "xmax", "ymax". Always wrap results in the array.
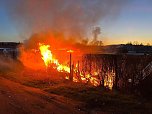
[{"xmin": 0, "ymin": 76, "xmax": 86, "ymax": 114}]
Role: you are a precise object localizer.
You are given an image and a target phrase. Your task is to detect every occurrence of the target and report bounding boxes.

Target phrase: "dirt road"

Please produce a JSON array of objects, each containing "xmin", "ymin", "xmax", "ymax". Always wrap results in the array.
[{"xmin": 0, "ymin": 77, "xmax": 85, "ymax": 114}]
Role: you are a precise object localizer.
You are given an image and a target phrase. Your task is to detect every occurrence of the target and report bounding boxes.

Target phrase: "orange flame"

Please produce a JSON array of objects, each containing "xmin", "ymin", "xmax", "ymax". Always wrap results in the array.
[
  {"xmin": 39, "ymin": 43, "xmax": 70, "ymax": 73},
  {"xmin": 67, "ymin": 50, "xmax": 74, "ymax": 53},
  {"xmin": 39, "ymin": 43, "xmax": 114, "ymax": 89}
]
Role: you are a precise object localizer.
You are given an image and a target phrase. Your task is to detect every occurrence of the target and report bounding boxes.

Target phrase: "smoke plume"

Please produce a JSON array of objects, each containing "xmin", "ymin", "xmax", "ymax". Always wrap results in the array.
[{"xmin": 5, "ymin": 0, "xmax": 129, "ymax": 45}]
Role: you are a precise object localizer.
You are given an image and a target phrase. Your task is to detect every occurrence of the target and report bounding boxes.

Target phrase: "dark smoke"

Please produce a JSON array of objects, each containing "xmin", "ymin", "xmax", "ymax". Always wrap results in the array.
[{"xmin": 4, "ymin": 0, "xmax": 130, "ymax": 43}]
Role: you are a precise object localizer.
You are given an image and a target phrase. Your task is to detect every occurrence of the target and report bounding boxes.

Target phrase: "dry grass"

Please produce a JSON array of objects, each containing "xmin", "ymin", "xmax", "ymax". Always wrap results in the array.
[
  {"xmin": 44, "ymin": 82, "xmax": 152, "ymax": 113},
  {"xmin": 22, "ymin": 77, "xmax": 152, "ymax": 113},
  {"xmin": 0, "ymin": 63, "xmax": 151, "ymax": 114}
]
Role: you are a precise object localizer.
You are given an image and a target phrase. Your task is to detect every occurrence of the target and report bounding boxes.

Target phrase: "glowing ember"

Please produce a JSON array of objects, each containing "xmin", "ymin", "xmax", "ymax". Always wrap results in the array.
[
  {"xmin": 104, "ymin": 72, "xmax": 115, "ymax": 90},
  {"xmin": 67, "ymin": 50, "xmax": 74, "ymax": 53}
]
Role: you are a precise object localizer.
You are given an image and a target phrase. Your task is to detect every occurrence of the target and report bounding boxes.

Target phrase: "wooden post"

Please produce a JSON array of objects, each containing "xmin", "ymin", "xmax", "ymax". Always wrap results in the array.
[
  {"xmin": 113, "ymin": 55, "xmax": 118, "ymax": 90},
  {"xmin": 77, "ymin": 61, "xmax": 81, "ymax": 82},
  {"xmin": 69, "ymin": 53, "xmax": 73, "ymax": 81}
]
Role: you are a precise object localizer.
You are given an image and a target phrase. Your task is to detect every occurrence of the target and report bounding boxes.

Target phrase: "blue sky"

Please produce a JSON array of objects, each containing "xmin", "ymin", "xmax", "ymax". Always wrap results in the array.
[
  {"xmin": 0, "ymin": 0, "xmax": 152, "ymax": 44},
  {"xmin": 102, "ymin": 0, "xmax": 152, "ymax": 44},
  {"xmin": 0, "ymin": 2, "xmax": 19, "ymax": 42}
]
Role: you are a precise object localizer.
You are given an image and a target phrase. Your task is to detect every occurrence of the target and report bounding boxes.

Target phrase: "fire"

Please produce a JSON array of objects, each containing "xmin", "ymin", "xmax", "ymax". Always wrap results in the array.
[
  {"xmin": 39, "ymin": 43, "xmax": 114, "ymax": 89},
  {"xmin": 39, "ymin": 44, "xmax": 52, "ymax": 67},
  {"xmin": 39, "ymin": 43, "xmax": 70, "ymax": 73},
  {"xmin": 67, "ymin": 50, "xmax": 74, "ymax": 53}
]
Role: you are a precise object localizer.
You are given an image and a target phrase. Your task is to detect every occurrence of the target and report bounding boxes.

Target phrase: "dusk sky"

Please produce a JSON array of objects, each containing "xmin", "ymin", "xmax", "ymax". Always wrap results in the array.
[{"xmin": 0, "ymin": 0, "xmax": 152, "ymax": 45}]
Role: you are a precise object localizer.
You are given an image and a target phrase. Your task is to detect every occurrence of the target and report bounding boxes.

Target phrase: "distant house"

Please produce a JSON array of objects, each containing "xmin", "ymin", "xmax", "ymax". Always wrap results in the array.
[{"xmin": 0, "ymin": 42, "xmax": 21, "ymax": 59}]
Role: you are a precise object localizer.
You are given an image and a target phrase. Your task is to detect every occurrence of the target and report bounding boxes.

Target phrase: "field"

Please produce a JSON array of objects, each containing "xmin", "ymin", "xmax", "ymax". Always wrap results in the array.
[{"xmin": 0, "ymin": 59, "xmax": 152, "ymax": 114}]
